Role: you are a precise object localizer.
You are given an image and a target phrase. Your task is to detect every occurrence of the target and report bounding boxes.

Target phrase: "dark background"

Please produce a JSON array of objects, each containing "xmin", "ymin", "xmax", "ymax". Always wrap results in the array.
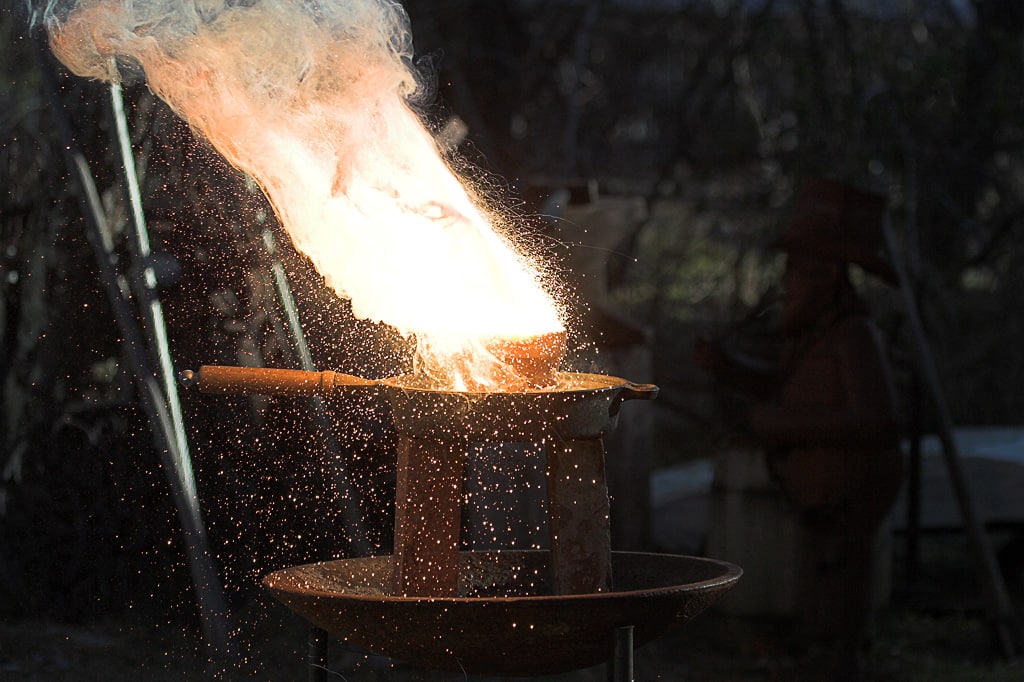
[{"xmin": 2, "ymin": 0, "xmax": 1023, "ymax": 679}]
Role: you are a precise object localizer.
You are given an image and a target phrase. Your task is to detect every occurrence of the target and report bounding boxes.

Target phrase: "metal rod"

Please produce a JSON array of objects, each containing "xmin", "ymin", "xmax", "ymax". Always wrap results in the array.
[
  {"xmin": 186, "ymin": 365, "xmax": 355, "ymax": 397},
  {"xmin": 883, "ymin": 215, "xmax": 1018, "ymax": 659},
  {"xmin": 905, "ymin": 375, "xmax": 923, "ymax": 582},
  {"xmin": 262, "ymin": 228, "xmax": 315, "ymax": 372},
  {"xmin": 308, "ymin": 626, "xmax": 328, "ymax": 682},
  {"xmin": 110, "ymin": 78, "xmax": 193, "ymax": 478},
  {"xmin": 33, "ymin": 38, "xmax": 232, "ymax": 654},
  {"xmin": 107, "ymin": 77, "xmax": 234, "ymax": 655},
  {"xmin": 259, "ymin": 227, "xmax": 370, "ymax": 554},
  {"xmin": 609, "ymin": 625, "xmax": 634, "ymax": 682}
]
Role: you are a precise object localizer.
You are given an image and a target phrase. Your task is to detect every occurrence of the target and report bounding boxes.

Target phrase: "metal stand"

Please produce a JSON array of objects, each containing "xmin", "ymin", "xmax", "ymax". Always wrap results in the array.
[
  {"xmin": 610, "ymin": 625, "xmax": 634, "ymax": 682},
  {"xmin": 883, "ymin": 215, "xmax": 1019, "ymax": 658},
  {"xmin": 33, "ymin": 38, "xmax": 233, "ymax": 654},
  {"xmin": 547, "ymin": 438, "xmax": 613, "ymax": 594},
  {"xmin": 308, "ymin": 626, "xmax": 328, "ymax": 682},
  {"xmin": 391, "ymin": 436, "xmax": 466, "ymax": 597},
  {"xmin": 389, "ymin": 434, "xmax": 613, "ymax": 598}
]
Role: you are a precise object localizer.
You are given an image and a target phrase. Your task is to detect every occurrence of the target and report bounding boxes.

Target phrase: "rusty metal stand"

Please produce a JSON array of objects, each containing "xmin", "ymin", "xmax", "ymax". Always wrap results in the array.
[
  {"xmin": 390, "ymin": 434, "xmax": 615, "ymax": 599},
  {"xmin": 391, "ymin": 436, "xmax": 466, "ymax": 596},
  {"xmin": 547, "ymin": 438, "xmax": 613, "ymax": 594},
  {"xmin": 385, "ymin": 432, "xmax": 624, "ymax": 674}
]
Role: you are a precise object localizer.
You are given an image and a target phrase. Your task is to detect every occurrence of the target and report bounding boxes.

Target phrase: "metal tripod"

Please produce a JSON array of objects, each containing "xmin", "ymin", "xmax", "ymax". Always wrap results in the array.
[{"xmin": 884, "ymin": 215, "xmax": 1020, "ymax": 659}]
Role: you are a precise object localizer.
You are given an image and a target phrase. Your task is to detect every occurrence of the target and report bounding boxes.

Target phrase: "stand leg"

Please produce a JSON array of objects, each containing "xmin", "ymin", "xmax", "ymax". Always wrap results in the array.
[
  {"xmin": 308, "ymin": 626, "xmax": 327, "ymax": 682},
  {"xmin": 610, "ymin": 625, "xmax": 634, "ymax": 682},
  {"xmin": 546, "ymin": 438, "xmax": 612, "ymax": 594},
  {"xmin": 392, "ymin": 436, "xmax": 465, "ymax": 596}
]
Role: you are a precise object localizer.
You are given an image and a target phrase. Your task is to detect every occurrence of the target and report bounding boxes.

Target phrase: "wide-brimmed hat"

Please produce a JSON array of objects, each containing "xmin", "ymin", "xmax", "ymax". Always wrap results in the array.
[{"xmin": 773, "ymin": 178, "xmax": 898, "ymax": 286}]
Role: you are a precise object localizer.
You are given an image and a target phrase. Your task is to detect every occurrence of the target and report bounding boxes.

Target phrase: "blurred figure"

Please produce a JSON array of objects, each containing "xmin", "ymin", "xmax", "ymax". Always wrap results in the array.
[{"xmin": 696, "ymin": 178, "xmax": 903, "ymax": 677}]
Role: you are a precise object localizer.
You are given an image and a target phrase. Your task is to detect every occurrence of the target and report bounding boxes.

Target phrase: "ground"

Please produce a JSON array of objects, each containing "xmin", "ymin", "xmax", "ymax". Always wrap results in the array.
[
  {"xmin": 1, "ymin": 606, "xmax": 1020, "ymax": 681},
  {"xmin": 3, "ymin": 532, "xmax": 1023, "ymax": 681}
]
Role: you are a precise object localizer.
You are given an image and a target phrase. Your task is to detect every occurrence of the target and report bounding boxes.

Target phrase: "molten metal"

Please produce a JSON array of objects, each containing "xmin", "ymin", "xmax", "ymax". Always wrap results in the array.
[{"xmin": 486, "ymin": 330, "xmax": 567, "ymax": 388}]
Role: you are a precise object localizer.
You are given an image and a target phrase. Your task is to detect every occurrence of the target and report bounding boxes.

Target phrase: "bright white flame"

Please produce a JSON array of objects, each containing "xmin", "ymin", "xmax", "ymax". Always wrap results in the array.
[{"xmin": 48, "ymin": 0, "xmax": 564, "ymax": 387}]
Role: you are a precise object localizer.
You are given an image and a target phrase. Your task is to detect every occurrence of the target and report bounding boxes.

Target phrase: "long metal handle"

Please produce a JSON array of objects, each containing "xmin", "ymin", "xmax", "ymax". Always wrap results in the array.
[{"xmin": 183, "ymin": 365, "xmax": 378, "ymax": 397}]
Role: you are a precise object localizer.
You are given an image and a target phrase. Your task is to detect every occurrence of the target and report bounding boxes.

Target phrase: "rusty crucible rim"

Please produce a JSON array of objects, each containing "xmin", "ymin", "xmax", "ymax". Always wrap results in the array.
[{"xmin": 184, "ymin": 365, "xmax": 658, "ymax": 441}]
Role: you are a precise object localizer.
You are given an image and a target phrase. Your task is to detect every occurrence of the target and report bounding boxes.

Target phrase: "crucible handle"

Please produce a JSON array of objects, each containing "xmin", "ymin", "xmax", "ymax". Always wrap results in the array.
[
  {"xmin": 182, "ymin": 365, "xmax": 378, "ymax": 397},
  {"xmin": 609, "ymin": 381, "xmax": 659, "ymax": 417}
]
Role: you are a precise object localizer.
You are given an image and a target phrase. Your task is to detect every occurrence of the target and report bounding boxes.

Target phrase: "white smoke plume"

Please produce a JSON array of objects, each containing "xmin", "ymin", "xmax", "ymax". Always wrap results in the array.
[{"xmin": 44, "ymin": 0, "xmax": 564, "ymax": 388}]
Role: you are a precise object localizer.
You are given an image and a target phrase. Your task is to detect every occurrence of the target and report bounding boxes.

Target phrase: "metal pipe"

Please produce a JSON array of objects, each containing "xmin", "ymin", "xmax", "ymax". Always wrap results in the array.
[
  {"xmin": 261, "ymin": 228, "xmax": 315, "ymax": 372},
  {"xmin": 883, "ymin": 215, "xmax": 1019, "ymax": 658},
  {"xmin": 108, "ymin": 77, "xmax": 234, "ymax": 655},
  {"xmin": 183, "ymin": 365, "xmax": 376, "ymax": 397},
  {"xmin": 609, "ymin": 625, "xmax": 634, "ymax": 682},
  {"xmin": 33, "ymin": 37, "xmax": 233, "ymax": 655},
  {"xmin": 308, "ymin": 626, "xmax": 328, "ymax": 682},
  {"xmin": 110, "ymin": 78, "xmax": 193, "ymax": 483}
]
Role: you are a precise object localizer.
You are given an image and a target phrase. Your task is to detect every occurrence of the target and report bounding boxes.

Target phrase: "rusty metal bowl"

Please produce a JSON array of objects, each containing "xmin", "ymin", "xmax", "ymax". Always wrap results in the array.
[
  {"xmin": 380, "ymin": 371, "xmax": 655, "ymax": 440},
  {"xmin": 263, "ymin": 550, "xmax": 741, "ymax": 676}
]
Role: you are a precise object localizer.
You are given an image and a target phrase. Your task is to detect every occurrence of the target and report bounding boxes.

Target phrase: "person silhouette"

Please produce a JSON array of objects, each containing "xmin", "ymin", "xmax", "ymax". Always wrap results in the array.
[{"xmin": 696, "ymin": 178, "xmax": 904, "ymax": 676}]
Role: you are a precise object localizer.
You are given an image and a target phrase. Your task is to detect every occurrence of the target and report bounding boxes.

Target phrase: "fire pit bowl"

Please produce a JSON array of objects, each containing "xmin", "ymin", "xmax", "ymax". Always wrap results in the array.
[{"xmin": 263, "ymin": 550, "xmax": 741, "ymax": 676}]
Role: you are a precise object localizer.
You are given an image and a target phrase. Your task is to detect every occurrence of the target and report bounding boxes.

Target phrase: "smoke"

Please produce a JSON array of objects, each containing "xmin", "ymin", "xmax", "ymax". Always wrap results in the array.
[{"xmin": 45, "ymin": 0, "xmax": 563, "ymax": 385}]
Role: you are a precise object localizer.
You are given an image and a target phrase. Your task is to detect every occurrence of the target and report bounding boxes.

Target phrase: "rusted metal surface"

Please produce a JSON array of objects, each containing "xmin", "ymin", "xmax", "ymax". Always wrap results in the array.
[
  {"xmin": 188, "ymin": 364, "xmax": 659, "ymax": 599},
  {"xmin": 384, "ymin": 372, "xmax": 655, "ymax": 441},
  {"xmin": 185, "ymin": 365, "xmax": 657, "ymax": 440},
  {"xmin": 263, "ymin": 550, "xmax": 741, "ymax": 676},
  {"xmin": 390, "ymin": 432, "xmax": 616, "ymax": 598},
  {"xmin": 391, "ymin": 436, "xmax": 465, "ymax": 597},
  {"xmin": 546, "ymin": 438, "xmax": 612, "ymax": 594}
]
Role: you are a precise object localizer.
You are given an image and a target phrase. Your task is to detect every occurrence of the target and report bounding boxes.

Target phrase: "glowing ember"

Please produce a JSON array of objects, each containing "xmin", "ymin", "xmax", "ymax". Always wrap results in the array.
[
  {"xmin": 46, "ymin": 0, "xmax": 565, "ymax": 389},
  {"xmin": 417, "ymin": 330, "xmax": 568, "ymax": 392}
]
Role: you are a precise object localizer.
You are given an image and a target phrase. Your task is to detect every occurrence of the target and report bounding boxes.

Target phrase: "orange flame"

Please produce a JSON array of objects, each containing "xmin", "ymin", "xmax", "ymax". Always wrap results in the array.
[{"xmin": 49, "ymin": 0, "xmax": 565, "ymax": 389}]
